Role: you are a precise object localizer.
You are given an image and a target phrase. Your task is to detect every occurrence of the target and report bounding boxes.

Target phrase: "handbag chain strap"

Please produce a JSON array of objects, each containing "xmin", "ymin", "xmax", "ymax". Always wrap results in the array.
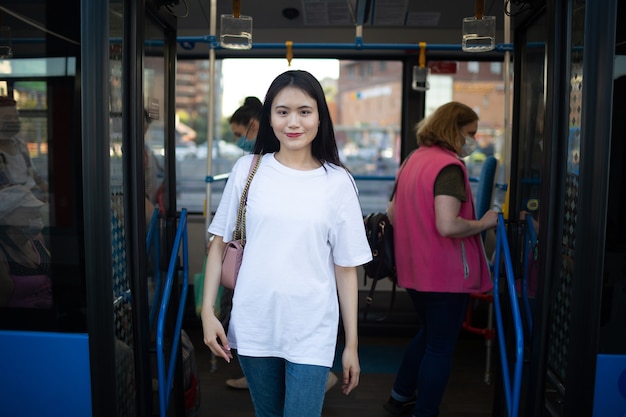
[{"xmin": 233, "ymin": 154, "xmax": 262, "ymax": 242}]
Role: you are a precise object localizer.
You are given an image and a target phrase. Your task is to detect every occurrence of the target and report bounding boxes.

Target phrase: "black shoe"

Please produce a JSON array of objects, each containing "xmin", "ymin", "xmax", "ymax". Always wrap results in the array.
[{"xmin": 383, "ymin": 396, "xmax": 416, "ymax": 416}]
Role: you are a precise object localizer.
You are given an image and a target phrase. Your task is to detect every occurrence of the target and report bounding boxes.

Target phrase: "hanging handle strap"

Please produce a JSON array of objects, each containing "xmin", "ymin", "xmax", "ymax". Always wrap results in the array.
[
  {"xmin": 475, "ymin": 0, "xmax": 485, "ymax": 19},
  {"xmin": 232, "ymin": 0, "xmax": 241, "ymax": 18},
  {"xmin": 233, "ymin": 154, "xmax": 262, "ymax": 242}
]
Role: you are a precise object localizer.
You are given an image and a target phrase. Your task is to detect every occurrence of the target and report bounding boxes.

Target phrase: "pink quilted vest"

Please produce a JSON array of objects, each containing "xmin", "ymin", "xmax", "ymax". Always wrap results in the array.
[{"xmin": 393, "ymin": 146, "xmax": 492, "ymax": 293}]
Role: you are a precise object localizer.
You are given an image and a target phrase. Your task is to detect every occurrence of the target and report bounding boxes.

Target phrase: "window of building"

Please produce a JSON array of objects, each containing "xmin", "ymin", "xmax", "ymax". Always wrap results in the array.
[
  {"xmin": 468, "ymin": 61, "xmax": 480, "ymax": 73},
  {"xmin": 490, "ymin": 62, "xmax": 502, "ymax": 74}
]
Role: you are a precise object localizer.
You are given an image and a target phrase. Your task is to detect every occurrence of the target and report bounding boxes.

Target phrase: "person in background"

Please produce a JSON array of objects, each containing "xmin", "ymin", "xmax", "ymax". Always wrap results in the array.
[
  {"xmin": 229, "ymin": 96, "xmax": 262, "ymax": 152},
  {"xmin": 201, "ymin": 70, "xmax": 371, "ymax": 416},
  {"xmin": 0, "ymin": 96, "xmax": 48, "ymax": 202},
  {"xmin": 0, "ymin": 185, "xmax": 52, "ymax": 308},
  {"xmin": 384, "ymin": 101, "xmax": 498, "ymax": 417}
]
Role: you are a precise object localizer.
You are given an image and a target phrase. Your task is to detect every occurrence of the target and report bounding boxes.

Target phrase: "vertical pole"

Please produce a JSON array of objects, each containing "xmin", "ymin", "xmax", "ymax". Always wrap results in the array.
[
  {"xmin": 205, "ymin": 0, "xmax": 217, "ymax": 241},
  {"xmin": 503, "ymin": 1, "xmax": 512, "ymax": 203}
]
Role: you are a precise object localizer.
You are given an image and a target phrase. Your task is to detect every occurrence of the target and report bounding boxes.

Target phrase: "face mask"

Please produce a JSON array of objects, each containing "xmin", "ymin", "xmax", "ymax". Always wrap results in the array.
[
  {"xmin": 236, "ymin": 136, "xmax": 255, "ymax": 152},
  {"xmin": 460, "ymin": 136, "xmax": 478, "ymax": 157},
  {"xmin": 0, "ymin": 120, "xmax": 21, "ymax": 138}
]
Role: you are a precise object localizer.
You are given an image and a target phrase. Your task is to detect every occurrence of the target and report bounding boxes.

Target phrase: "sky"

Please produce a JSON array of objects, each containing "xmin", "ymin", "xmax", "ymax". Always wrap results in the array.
[{"xmin": 220, "ymin": 58, "xmax": 339, "ymax": 117}]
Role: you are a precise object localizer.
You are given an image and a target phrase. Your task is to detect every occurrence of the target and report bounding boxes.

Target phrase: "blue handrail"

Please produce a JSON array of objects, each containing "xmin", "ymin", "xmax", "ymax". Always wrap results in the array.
[
  {"xmin": 493, "ymin": 213, "xmax": 524, "ymax": 417},
  {"xmin": 176, "ymin": 35, "xmax": 515, "ymax": 53},
  {"xmin": 156, "ymin": 209, "xmax": 189, "ymax": 417},
  {"xmin": 521, "ymin": 215, "xmax": 537, "ymax": 336},
  {"xmin": 146, "ymin": 207, "xmax": 162, "ymax": 329}
]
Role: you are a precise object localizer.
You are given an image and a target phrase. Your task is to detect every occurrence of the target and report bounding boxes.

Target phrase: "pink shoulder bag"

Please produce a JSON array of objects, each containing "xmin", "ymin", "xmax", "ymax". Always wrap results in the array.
[{"xmin": 220, "ymin": 154, "xmax": 262, "ymax": 289}]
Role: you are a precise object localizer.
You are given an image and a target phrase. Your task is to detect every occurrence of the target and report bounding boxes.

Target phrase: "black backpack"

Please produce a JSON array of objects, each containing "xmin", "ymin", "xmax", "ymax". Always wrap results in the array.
[
  {"xmin": 363, "ymin": 212, "xmax": 396, "ymax": 281},
  {"xmin": 362, "ymin": 211, "xmax": 397, "ymax": 321}
]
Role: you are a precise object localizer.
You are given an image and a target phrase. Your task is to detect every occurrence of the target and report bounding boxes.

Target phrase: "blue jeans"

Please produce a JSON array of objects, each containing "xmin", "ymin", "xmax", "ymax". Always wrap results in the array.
[
  {"xmin": 390, "ymin": 290, "xmax": 470, "ymax": 417},
  {"xmin": 238, "ymin": 355, "xmax": 329, "ymax": 417}
]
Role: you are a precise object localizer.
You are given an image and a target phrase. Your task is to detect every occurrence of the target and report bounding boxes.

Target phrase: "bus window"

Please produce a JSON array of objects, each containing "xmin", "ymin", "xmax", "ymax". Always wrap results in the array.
[{"xmin": 174, "ymin": 57, "xmax": 508, "ymax": 215}]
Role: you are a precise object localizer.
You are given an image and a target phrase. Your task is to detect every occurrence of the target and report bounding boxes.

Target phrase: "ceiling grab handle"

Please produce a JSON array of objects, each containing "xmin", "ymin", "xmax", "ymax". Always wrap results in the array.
[
  {"xmin": 220, "ymin": 0, "xmax": 252, "ymax": 50},
  {"xmin": 412, "ymin": 42, "xmax": 430, "ymax": 91},
  {"xmin": 462, "ymin": 0, "xmax": 495, "ymax": 52}
]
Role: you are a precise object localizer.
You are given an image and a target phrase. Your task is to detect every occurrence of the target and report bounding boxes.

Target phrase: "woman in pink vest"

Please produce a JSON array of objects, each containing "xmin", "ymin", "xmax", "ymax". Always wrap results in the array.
[{"xmin": 384, "ymin": 102, "xmax": 498, "ymax": 417}]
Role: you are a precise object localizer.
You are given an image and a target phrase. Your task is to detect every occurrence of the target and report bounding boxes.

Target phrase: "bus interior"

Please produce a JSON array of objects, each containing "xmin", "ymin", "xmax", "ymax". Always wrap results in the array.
[{"xmin": 0, "ymin": 1, "xmax": 625, "ymax": 416}]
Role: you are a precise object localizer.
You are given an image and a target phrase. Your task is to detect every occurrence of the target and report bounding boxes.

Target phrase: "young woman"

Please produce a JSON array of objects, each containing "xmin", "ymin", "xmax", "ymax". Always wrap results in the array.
[
  {"xmin": 384, "ymin": 101, "xmax": 498, "ymax": 417},
  {"xmin": 223, "ymin": 95, "xmax": 339, "ymax": 392},
  {"xmin": 201, "ymin": 70, "xmax": 371, "ymax": 416}
]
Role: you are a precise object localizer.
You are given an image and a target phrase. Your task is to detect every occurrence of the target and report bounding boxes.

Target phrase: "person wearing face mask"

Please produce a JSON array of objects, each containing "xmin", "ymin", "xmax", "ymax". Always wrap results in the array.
[
  {"xmin": 383, "ymin": 102, "xmax": 498, "ymax": 417},
  {"xmin": 229, "ymin": 96, "xmax": 261, "ymax": 153},
  {"xmin": 0, "ymin": 185, "xmax": 52, "ymax": 309}
]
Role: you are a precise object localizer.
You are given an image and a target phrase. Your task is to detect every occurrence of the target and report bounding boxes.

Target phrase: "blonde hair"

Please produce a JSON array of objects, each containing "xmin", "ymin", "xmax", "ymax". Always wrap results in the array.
[{"xmin": 416, "ymin": 102, "xmax": 478, "ymax": 153}]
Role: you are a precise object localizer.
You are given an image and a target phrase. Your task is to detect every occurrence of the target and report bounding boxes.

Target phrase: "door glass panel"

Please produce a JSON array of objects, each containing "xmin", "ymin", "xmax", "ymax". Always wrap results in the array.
[
  {"xmin": 0, "ymin": 53, "xmax": 82, "ymax": 331},
  {"xmin": 426, "ymin": 60, "xmax": 508, "ymax": 210}
]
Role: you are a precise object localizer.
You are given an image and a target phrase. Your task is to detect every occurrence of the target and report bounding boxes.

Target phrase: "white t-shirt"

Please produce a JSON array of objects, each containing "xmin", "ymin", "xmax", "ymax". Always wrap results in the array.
[{"xmin": 209, "ymin": 153, "xmax": 372, "ymax": 367}]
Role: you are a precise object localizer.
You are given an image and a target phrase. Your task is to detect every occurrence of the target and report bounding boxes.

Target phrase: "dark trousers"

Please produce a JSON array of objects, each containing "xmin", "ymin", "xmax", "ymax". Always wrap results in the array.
[{"xmin": 391, "ymin": 290, "xmax": 470, "ymax": 417}]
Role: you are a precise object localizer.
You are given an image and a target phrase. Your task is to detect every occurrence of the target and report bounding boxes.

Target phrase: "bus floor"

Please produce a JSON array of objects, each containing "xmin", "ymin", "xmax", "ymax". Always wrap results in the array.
[{"xmin": 185, "ymin": 327, "xmax": 495, "ymax": 417}]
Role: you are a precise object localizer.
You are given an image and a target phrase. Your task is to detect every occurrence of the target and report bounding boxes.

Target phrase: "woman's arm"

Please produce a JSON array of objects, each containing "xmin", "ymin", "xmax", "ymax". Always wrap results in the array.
[
  {"xmin": 434, "ymin": 194, "xmax": 498, "ymax": 238},
  {"xmin": 200, "ymin": 235, "xmax": 233, "ymax": 363},
  {"xmin": 335, "ymin": 264, "xmax": 360, "ymax": 395}
]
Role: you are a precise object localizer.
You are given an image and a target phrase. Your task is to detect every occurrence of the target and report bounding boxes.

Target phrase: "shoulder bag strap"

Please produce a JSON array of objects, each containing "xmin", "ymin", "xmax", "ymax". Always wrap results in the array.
[
  {"xmin": 389, "ymin": 149, "xmax": 416, "ymax": 201},
  {"xmin": 233, "ymin": 154, "xmax": 262, "ymax": 242}
]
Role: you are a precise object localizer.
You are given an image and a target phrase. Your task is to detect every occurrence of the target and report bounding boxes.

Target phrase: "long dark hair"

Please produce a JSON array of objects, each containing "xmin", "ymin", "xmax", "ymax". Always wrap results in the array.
[{"xmin": 252, "ymin": 70, "xmax": 343, "ymax": 167}]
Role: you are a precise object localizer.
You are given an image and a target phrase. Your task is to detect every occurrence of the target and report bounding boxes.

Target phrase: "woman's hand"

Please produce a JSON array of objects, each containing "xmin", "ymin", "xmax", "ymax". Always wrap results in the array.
[
  {"xmin": 340, "ymin": 346, "xmax": 360, "ymax": 395},
  {"xmin": 479, "ymin": 209, "xmax": 499, "ymax": 230},
  {"xmin": 335, "ymin": 265, "xmax": 360, "ymax": 394},
  {"xmin": 200, "ymin": 310, "xmax": 233, "ymax": 363}
]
